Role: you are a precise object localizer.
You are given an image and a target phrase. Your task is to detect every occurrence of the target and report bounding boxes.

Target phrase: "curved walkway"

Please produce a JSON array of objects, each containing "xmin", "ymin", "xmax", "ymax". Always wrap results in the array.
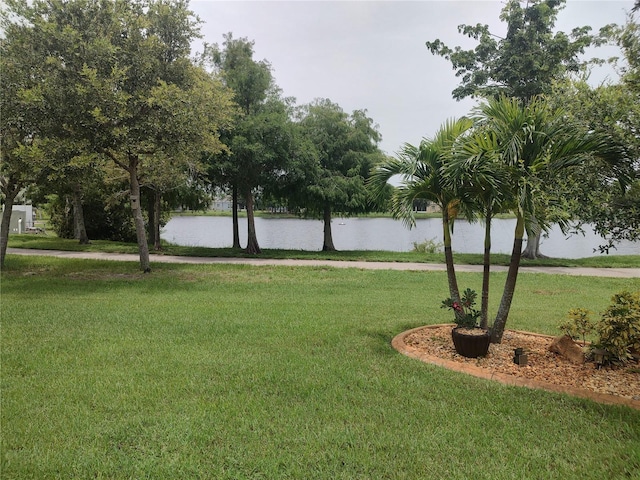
[{"xmin": 6, "ymin": 248, "xmax": 640, "ymax": 277}]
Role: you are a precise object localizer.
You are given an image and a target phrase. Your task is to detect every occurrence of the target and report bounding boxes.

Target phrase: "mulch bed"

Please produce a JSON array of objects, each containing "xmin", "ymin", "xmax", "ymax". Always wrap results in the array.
[{"xmin": 393, "ymin": 324, "xmax": 640, "ymax": 410}]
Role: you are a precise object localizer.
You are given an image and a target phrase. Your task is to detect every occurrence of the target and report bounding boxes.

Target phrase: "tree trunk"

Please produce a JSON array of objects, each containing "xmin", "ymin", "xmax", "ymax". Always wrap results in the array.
[
  {"xmin": 153, "ymin": 190, "xmax": 162, "ymax": 251},
  {"xmin": 0, "ymin": 185, "xmax": 20, "ymax": 268},
  {"xmin": 232, "ymin": 185, "xmax": 241, "ymax": 249},
  {"xmin": 442, "ymin": 207, "xmax": 462, "ymax": 321},
  {"xmin": 245, "ymin": 188, "xmax": 261, "ymax": 254},
  {"xmin": 522, "ymin": 218, "xmax": 547, "ymax": 259},
  {"xmin": 491, "ymin": 215, "xmax": 525, "ymax": 343},
  {"xmin": 522, "ymin": 232, "xmax": 548, "ymax": 259},
  {"xmin": 129, "ymin": 155, "xmax": 151, "ymax": 272},
  {"xmin": 480, "ymin": 210, "xmax": 491, "ymax": 329},
  {"xmin": 322, "ymin": 205, "xmax": 336, "ymax": 251},
  {"xmin": 71, "ymin": 185, "xmax": 90, "ymax": 245}
]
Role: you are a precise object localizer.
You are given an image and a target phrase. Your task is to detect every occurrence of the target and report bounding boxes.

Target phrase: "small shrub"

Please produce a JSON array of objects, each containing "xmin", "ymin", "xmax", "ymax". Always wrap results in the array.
[
  {"xmin": 412, "ymin": 237, "xmax": 443, "ymax": 254},
  {"xmin": 594, "ymin": 291, "xmax": 640, "ymax": 364},
  {"xmin": 558, "ymin": 308, "xmax": 594, "ymax": 346},
  {"xmin": 442, "ymin": 288, "xmax": 481, "ymax": 328}
]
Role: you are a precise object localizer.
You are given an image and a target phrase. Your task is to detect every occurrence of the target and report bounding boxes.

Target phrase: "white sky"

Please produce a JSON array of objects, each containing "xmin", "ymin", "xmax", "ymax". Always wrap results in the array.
[{"xmin": 190, "ymin": 0, "xmax": 635, "ymax": 155}]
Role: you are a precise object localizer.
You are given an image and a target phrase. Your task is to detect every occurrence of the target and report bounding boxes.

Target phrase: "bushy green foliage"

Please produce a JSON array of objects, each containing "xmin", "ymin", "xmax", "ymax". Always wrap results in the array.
[
  {"xmin": 412, "ymin": 237, "xmax": 443, "ymax": 254},
  {"xmin": 559, "ymin": 308, "xmax": 595, "ymax": 346},
  {"xmin": 442, "ymin": 288, "xmax": 481, "ymax": 328},
  {"xmin": 47, "ymin": 191, "xmax": 136, "ymax": 243},
  {"xmin": 595, "ymin": 291, "xmax": 640, "ymax": 363}
]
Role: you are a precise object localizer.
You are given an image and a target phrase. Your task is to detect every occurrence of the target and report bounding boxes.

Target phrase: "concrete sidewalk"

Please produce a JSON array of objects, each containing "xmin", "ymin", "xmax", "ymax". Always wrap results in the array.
[{"xmin": 6, "ymin": 248, "xmax": 640, "ymax": 278}]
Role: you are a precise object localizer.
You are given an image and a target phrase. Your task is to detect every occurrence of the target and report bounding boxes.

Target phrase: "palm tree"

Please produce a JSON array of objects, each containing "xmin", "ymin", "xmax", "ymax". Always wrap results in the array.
[
  {"xmin": 369, "ymin": 118, "xmax": 473, "ymax": 308},
  {"xmin": 473, "ymin": 96, "xmax": 616, "ymax": 343},
  {"xmin": 443, "ymin": 128, "xmax": 511, "ymax": 328}
]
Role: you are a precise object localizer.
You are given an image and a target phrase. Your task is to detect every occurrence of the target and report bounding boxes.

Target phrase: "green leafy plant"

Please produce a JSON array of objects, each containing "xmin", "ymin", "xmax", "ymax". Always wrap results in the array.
[
  {"xmin": 412, "ymin": 237, "xmax": 443, "ymax": 254},
  {"xmin": 594, "ymin": 291, "xmax": 640, "ymax": 364},
  {"xmin": 559, "ymin": 308, "xmax": 595, "ymax": 346},
  {"xmin": 442, "ymin": 288, "xmax": 481, "ymax": 329}
]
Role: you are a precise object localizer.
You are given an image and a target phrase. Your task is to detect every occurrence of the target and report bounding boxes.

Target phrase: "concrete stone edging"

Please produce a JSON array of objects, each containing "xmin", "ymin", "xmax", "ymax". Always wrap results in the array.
[{"xmin": 391, "ymin": 324, "xmax": 640, "ymax": 411}]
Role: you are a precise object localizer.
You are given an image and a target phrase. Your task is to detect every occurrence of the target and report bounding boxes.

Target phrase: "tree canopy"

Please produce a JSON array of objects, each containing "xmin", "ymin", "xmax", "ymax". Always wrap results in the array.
[
  {"xmin": 1, "ymin": 0, "xmax": 235, "ymax": 270},
  {"xmin": 549, "ymin": 14, "xmax": 640, "ymax": 252},
  {"xmin": 294, "ymin": 99, "xmax": 384, "ymax": 251},
  {"xmin": 206, "ymin": 33, "xmax": 295, "ymax": 254},
  {"xmin": 426, "ymin": 0, "xmax": 598, "ymax": 102}
]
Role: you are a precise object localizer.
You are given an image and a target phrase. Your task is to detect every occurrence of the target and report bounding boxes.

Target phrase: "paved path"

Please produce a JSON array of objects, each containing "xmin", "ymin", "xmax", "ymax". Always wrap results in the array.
[{"xmin": 7, "ymin": 248, "xmax": 640, "ymax": 278}]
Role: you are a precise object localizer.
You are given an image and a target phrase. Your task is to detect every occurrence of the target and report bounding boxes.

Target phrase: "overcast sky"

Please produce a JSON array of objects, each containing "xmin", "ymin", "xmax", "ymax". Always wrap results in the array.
[{"xmin": 190, "ymin": 0, "xmax": 635, "ymax": 155}]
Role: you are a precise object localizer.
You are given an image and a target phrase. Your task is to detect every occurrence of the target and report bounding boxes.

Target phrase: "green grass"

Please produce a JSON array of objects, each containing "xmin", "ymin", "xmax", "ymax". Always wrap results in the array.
[
  {"xmin": 2, "ymin": 256, "xmax": 639, "ymax": 479},
  {"xmin": 8, "ymin": 234, "xmax": 640, "ymax": 268}
]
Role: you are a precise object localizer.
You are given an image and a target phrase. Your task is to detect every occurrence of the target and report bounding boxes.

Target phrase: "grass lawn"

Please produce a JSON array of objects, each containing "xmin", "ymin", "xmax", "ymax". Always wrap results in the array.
[{"xmin": 1, "ymin": 255, "xmax": 639, "ymax": 479}]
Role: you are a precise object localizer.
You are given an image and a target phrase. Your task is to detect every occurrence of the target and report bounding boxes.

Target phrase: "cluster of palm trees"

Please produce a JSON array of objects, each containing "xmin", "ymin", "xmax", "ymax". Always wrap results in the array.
[{"xmin": 371, "ymin": 96, "xmax": 619, "ymax": 343}]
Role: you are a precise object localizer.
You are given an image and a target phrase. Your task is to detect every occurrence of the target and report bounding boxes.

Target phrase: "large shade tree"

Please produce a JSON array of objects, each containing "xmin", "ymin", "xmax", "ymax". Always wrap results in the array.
[
  {"xmin": 425, "ymin": 0, "xmax": 596, "ymax": 102},
  {"xmin": 206, "ymin": 34, "xmax": 294, "ymax": 254},
  {"xmin": 426, "ymin": 0, "xmax": 607, "ymax": 258},
  {"xmin": 0, "ymin": 2, "xmax": 51, "ymax": 267},
  {"xmin": 4, "ymin": 0, "xmax": 235, "ymax": 271},
  {"xmin": 295, "ymin": 99, "xmax": 384, "ymax": 251},
  {"xmin": 549, "ymin": 14, "xmax": 639, "ymax": 252}
]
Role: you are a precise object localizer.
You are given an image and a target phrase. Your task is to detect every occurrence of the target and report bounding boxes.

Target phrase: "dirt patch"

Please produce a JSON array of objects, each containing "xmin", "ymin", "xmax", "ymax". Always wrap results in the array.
[
  {"xmin": 393, "ymin": 324, "xmax": 640, "ymax": 410},
  {"xmin": 63, "ymin": 271, "xmax": 145, "ymax": 281}
]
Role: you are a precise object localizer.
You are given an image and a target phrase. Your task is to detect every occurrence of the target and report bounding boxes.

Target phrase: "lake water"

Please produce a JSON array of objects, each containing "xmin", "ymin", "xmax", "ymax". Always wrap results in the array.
[{"xmin": 161, "ymin": 216, "xmax": 639, "ymax": 259}]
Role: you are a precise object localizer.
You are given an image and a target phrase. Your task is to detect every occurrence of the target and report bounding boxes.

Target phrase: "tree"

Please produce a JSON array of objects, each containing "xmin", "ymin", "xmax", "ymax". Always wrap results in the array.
[
  {"xmin": 472, "ymin": 96, "xmax": 618, "ymax": 343},
  {"xmin": 291, "ymin": 100, "xmax": 384, "ymax": 251},
  {"xmin": 43, "ymin": 175, "xmax": 138, "ymax": 243},
  {"xmin": 443, "ymin": 129, "xmax": 511, "ymax": 328},
  {"xmin": 5, "ymin": 0, "xmax": 235, "ymax": 271},
  {"xmin": 34, "ymin": 141, "xmax": 106, "ymax": 245},
  {"xmin": 548, "ymin": 81, "xmax": 638, "ymax": 253},
  {"xmin": 370, "ymin": 118, "xmax": 473, "ymax": 311},
  {"xmin": 142, "ymin": 151, "xmax": 209, "ymax": 251},
  {"xmin": 426, "ymin": 0, "xmax": 595, "ymax": 102},
  {"xmin": 207, "ymin": 34, "xmax": 292, "ymax": 254},
  {"xmin": 549, "ymin": 15, "xmax": 639, "ymax": 252},
  {"xmin": 0, "ymin": 1, "xmax": 51, "ymax": 267},
  {"xmin": 426, "ymin": 0, "xmax": 603, "ymax": 258}
]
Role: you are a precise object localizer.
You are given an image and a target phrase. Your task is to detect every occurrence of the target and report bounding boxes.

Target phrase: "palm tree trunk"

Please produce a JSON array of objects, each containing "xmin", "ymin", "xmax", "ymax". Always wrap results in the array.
[
  {"xmin": 322, "ymin": 205, "xmax": 336, "ymax": 251},
  {"xmin": 480, "ymin": 209, "xmax": 491, "ymax": 329},
  {"xmin": 442, "ymin": 207, "xmax": 460, "ymax": 306},
  {"xmin": 491, "ymin": 214, "xmax": 525, "ymax": 343},
  {"xmin": 129, "ymin": 155, "xmax": 151, "ymax": 273},
  {"xmin": 245, "ymin": 188, "xmax": 261, "ymax": 254},
  {"xmin": 232, "ymin": 185, "xmax": 240, "ymax": 249}
]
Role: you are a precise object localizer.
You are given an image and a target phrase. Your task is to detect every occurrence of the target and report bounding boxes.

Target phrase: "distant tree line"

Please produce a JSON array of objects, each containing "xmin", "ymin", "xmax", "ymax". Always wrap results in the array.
[
  {"xmin": 0, "ymin": 0, "xmax": 389, "ymax": 269},
  {"xmin": 1, "ymin": 0, "xmax": 637, "ymax": 272}
]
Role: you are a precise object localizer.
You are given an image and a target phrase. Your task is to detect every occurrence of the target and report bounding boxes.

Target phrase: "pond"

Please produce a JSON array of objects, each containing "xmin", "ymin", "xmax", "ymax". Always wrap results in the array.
[{"xmin": 161, "ymin": 215, "xmax": 638, "ymax": 259}]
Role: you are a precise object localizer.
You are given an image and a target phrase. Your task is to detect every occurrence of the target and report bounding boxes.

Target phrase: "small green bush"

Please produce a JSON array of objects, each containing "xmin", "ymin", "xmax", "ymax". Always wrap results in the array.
[
  {"xmin": 412, "ymin": 237, "xmax": 443, "ymax": 254},
  {"xmin": 595, "ymin": 291, "xmax": 640, "ymax": 364},
  {"xmin": 558, "ymin": 308, "xmax": 594, "ymax": 346}
]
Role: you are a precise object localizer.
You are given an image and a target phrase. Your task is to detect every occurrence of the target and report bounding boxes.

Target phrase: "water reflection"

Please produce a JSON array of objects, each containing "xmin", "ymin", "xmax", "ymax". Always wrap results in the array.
[{"xmin": 161, "ymin": 216, "xmax": 638, "ymax": 258}]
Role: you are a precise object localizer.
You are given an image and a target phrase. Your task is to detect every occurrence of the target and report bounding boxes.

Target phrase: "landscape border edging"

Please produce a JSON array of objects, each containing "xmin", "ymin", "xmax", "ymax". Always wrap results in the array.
[{"xmin": 391, "ymin": 324, "xmax": 640, "ymax": 411}]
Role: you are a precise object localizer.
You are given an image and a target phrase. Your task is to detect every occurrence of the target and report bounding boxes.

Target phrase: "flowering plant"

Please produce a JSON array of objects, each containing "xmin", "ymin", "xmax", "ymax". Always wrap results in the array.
[{"xmin": 441, "ymin": 288, "xmax": 481, "ymax": 329}]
